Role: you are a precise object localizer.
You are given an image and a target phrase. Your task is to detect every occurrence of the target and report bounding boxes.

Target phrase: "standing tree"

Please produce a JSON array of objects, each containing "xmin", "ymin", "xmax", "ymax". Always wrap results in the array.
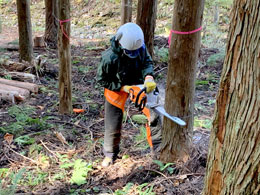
[
  {"xmin": 16, "ymin": 0, "xmax": 33, "ymax": 63},
  {"xmin": 44, "ymin": 0, "xmax": 58, "ymax": 49},
  {"xmin": 121, "ymin": 0, "xmax": 132, "ymax": 25},
  {"xmin": 136, "ymin": 0, "xmax": 157, "ymax": 58},
  {"xmin": 160, "ymin": 0, "xmax": 205, "ymax": 162},
  {"xmin": 203, "ymin": 0, "xmax": 260, "ymax": 194},
  {"xmin": 58, "ymin": 0, "xmax": 72, "ymax": 114}
]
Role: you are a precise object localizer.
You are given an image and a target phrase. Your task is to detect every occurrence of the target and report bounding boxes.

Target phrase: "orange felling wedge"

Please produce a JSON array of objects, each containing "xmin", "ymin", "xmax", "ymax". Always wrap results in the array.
[{"xmin": 73, "ymin": 108, "xmax": 85, "ymax": 113}]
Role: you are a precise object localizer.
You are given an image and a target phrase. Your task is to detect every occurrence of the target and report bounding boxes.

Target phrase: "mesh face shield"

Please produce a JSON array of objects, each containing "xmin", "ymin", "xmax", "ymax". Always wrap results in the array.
[{"xmin": 123, "ymin": 44, "xmax": 145, "ymax": 58}]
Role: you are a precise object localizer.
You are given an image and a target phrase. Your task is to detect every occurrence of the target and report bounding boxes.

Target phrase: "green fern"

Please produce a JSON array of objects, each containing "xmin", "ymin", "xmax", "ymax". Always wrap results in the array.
[{"xmin": 70, "ymin": 159, "xmax": 93, "ymax": 185}]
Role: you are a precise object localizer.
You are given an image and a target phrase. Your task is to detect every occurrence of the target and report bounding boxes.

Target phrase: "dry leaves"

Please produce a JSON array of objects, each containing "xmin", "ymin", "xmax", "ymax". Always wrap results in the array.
[{"xmin": 4, "ymin": 133, "xmax": 13, "ymax": 145}]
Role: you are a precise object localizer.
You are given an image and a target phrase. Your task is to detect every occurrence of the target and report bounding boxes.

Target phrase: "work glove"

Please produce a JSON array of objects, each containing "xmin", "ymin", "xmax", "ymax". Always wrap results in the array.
[
  {"xmin": 144, "ymin": 75, "xmax": 156, "ymax": 93},
  {"xmin": 121, "ymin": 85, "xmax": 131, "ymax": 93}
]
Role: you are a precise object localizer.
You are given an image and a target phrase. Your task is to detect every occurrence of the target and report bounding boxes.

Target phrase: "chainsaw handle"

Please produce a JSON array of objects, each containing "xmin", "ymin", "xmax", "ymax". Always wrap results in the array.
[{"xmin": 135, "ymin": 87, "xmax": 147, "ymax": 111}]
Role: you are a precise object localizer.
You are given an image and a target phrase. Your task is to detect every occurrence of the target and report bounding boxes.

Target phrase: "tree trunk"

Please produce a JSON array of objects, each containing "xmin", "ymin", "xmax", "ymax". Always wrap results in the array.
[
  {"xmin": 136, "ymin": 0, "xmax": 157, "ymax": 58},
  {"xmin": 160, "ymin": 0, "xmax": 204, "ymax": 162},
  {"xmin": 203, "ymin": 0, "xmax": 260, "ymax": 194},
  {"xmin": 58, "ymin": 0, "xmax": 72, "ymax": 114},
  {"xmin": 16, "ymin": 0, "xmax": 33, "ymax": 63},
  {"xmin": 121, "ymin": 0, "xmax": 132, "ymax": 25},
  {"xmin": 44, "ymin": 0, "xmax": 58, "ymax": 49}
]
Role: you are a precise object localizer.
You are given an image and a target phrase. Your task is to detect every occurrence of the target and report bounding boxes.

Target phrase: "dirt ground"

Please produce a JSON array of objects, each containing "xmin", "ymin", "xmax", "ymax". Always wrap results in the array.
[{"xmin": 0, "ymin": 25, "xmax": 223, "ymax": 194}]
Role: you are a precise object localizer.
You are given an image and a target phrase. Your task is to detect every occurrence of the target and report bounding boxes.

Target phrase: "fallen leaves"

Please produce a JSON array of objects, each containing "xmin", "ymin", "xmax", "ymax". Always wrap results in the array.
[{"xmin": 4, "ymin": 133, "xmax": 13, "ymax": 145}]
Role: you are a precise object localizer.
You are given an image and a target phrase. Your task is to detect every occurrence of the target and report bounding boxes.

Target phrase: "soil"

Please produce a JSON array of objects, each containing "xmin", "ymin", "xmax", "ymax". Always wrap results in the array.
[{"xmin": 0, "ymin": 26, "xmax": 223, "ymax": 194}]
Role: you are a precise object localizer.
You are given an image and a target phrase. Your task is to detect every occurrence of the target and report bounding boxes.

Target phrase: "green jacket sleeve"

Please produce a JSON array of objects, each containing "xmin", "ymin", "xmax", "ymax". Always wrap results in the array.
[{"xmin": 96, "ymin": 50, "xmax": 122, "ymax": 91}]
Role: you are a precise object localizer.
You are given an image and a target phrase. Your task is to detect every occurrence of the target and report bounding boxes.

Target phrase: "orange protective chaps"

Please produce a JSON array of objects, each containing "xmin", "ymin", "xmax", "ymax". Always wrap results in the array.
[{"xmin": 104, "ymin": 88, "xmax": 153, "ymax": 149}]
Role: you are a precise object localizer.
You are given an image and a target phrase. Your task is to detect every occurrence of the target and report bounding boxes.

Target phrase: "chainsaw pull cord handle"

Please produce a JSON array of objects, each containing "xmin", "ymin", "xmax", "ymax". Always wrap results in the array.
[{"xmin": 135, "ymin": 87, "xmax": 147, "ymax": 111}]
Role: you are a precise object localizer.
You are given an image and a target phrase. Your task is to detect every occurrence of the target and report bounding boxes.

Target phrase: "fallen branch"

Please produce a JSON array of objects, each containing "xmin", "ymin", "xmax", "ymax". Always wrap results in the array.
[
  {"xmin": 6, "ymin": 144, "xmax": 37, "ymax": 164},
  {"xmin": 40, "ymin": 140, "xmax": 59, "ymax": 161},
  {"xmin": 154, "ymin": 67, "xmax": 167, "ymax": 75}
]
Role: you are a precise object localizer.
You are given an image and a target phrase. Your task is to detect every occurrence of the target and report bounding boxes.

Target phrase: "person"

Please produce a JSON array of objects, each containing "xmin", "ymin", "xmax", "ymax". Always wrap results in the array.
[{"xmin": 96, "ymin": 22, "xmax": 157, "ymax": 167}]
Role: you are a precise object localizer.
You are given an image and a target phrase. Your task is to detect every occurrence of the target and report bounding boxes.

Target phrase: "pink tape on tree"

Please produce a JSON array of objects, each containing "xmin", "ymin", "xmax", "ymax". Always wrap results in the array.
[
  {"xmin": 59, "ymin": 18, "xmax": 71, "ymax": 40},
  {"xmin": 168, "ymin": 26, "xmax": 202, "ymax": 45}
]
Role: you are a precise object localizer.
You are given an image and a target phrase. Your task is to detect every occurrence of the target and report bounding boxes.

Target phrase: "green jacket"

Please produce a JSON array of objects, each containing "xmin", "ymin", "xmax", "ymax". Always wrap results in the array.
[{"xmin": 97, "ymin": 37, "xmax": 154, "ymax": 91}]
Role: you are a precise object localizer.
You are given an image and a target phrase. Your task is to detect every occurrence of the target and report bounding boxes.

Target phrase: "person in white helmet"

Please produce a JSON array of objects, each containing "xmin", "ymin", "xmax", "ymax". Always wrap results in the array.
[{"xmin": 97, "ymin": 23, "xmax": 157, "ymax": 167}]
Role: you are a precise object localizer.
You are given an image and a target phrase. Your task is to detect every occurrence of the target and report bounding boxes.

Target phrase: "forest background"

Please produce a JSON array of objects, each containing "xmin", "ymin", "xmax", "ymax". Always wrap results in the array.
[{"xmin": 0, "ymin": 0, "xmax": 233, "ymax": 194}]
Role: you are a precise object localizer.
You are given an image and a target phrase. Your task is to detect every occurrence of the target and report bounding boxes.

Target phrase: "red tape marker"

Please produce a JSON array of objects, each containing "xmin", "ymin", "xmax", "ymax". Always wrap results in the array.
[
  {"xmin": 59, "ymin": 18, "xmax": 71, "ymax": 40},
  {"xmin": 168, "ymin": 26, "xmax": 202, "ymax": 45}
]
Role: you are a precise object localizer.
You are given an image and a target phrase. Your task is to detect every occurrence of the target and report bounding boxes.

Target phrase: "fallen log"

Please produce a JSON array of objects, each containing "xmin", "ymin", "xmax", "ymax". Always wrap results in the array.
[
  {"xmin": 1, "ymin": 72, "xmax": 36, "ymax": 83},
  {"xmin": 0, "ymin": 83, "xmax": 30, "ymax": 97},
  {"xmin": 0, "ymin": 59, "xmax": 30, "ymax": 71},
  {"xmin": 0, "ymin": 89, "xmax": 27, "ymax": 103},
  {"xmin": 0, "ymin": 78, "xmax": 38, "ymax": 93}
]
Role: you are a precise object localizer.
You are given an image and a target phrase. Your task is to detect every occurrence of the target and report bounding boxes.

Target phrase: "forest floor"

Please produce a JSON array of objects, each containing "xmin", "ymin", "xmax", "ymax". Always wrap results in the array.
[
  {"xmin": 0, "ymin": 1, "xmax": 226, "ymax": 194},
  {"xmin": 0, "ymin": 33, "xmax": 223, "ymax": 195}
]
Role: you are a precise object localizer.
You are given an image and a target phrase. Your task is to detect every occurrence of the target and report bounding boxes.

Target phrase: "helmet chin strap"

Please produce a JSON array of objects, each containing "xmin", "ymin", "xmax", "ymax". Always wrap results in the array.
[{"xmin": 115, "ymin": 32, "xmax": 123, "ymax": 41}]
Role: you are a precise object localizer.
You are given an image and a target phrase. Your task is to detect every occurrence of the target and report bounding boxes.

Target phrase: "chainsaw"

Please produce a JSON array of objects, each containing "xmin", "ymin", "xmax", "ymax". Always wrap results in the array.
[{"xmin": 126, "ymin": 85, "xmax": 186, "ymax": 126}]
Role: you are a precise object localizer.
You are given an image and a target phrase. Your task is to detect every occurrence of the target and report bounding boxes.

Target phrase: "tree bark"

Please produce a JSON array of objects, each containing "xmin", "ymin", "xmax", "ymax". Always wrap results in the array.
[
  {"xmin": 203, "ymin": 0, "xmax": 260, "ymax": 194},
  {"xmin": 44, "ymin": 0, "xmax": 58, "ymax": 49},
  {"xmin": 58, "ymin": 0, "xmax": 72, "ymax": 114},
  {"xmin": 121, "ymin": 0, "xmax": 132, "ymax": 25},
  {"xmin": 136, "ymin": 0, "xmax": 157, "ymax": 58},
  {"xmin": 160, "ymin": 0, "xmax": 204, "ymax": 163},
  {"xmin": 16, "ymin": 0, "xmax": 33, "ymax": 63}
]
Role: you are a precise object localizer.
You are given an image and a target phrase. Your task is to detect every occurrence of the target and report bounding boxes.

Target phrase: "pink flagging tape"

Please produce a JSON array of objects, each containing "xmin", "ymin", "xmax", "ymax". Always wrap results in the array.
[
  {"xmin": 59, "ymin": 18, "xmax": 71, "ymax": 40},
  {"xmin": 168, "ymin": 26, "xmax": 202, "ymax": 45}
]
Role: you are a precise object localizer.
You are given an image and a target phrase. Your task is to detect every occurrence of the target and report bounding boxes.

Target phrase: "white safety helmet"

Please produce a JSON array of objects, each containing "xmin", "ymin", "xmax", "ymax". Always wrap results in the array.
[{"xmin": 115, "ymin": 23, "xmax": 145, "ymax": 58}]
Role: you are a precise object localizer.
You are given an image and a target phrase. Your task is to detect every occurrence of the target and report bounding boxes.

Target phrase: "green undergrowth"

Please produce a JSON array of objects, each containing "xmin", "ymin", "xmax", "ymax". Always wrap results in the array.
[
  {"xmin": 135, "ymin": 126, "xmax": 149, "ymax": 150},
  {"xmin": 115, "ymin": 182, "xmax": 155, "ymax": 195},
  {"xmin": 207, "ymin": 49, "xmax": 225, "ymax": 66},
  {"xmin": 0, "ymin": 105, "xmax": 52, "ymax": 135},
  {"xmin": 194, "ymin": 116, "xmax": 212, "ymax": 130},
  {"xmin": 0, "ymin": 154, "xmax": 94, "ymax": 192}
]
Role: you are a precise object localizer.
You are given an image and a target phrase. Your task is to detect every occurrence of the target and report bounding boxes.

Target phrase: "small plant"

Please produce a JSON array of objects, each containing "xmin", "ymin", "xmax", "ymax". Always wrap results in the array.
[
  {"xmin": 137, "ymin": 183, "xmax": 155, "ymax": 195},
  {"xmin": 58, "ymin": 154, "xmax": 93, "ymax": 185},
  {"xmin": 4, "ymin": 74, "xmax": 12, "ymax": 80},
  {"xmin": 195, "ymin": 79, "xmax": 209, "ymax": 86},
  {"xmin": 14, "ymin": 135, "xmax": 36, "ymax": 145},
  {"xmin": 0, "ymin": 168, "xmax": 26, "ymax": 195},
  {"xmin": 194, "ymin": 117, "xmax": 212, "ymax": 129},
  {"xmin": 153, "ymin": 160, "xmax": 175, "ymax": 174},
  {"xmin": 70, "ymin": 159, "xmax": 92, "ymax": 185},
  {"xmin": 114, "ymin": 183, "xmax": 134, "ymax": 195},
  {"xmin": 154, "ymin": 46, "xmax": 169, "ymax": 63},
  {"xmin": 72, "ymin": 59, "xmax": 80, "ymax": 64},
  {"xmin": 24, "ymin": 170, "xmax": 48, "ymax": 187},
  {"xmin": 207, "ymin": 50, "xmax": 225, "ymax": 66},
  {"xmin": 78, "ymin": 65, "xmax": 89, "ymax": 74},
  {"xmin": 208, "ymin": 99, "xmax": 216, "ymax": 105},
  {"xmin": 131, "ymin": 114, "xmax": 147, "ymax": 125},
  {"xmin": 135, "ymin": 126, "xmax": 149, "ymax": 149}
]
